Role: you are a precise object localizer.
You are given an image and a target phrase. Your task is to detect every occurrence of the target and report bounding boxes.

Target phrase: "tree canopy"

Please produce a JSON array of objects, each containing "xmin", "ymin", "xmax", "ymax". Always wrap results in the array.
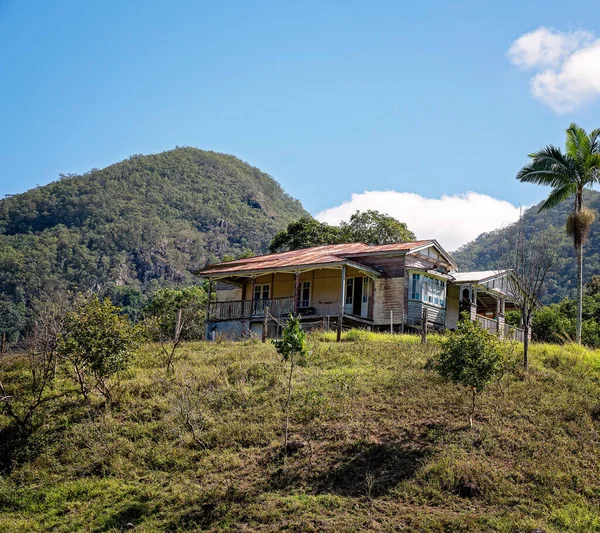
[
  {"xmin": 269, "ymin": 210, "xmax": 416, "ymax": 252},
  {"xmin": 340, "ymin": 210, "xmax": 416, "ymax": 245}
]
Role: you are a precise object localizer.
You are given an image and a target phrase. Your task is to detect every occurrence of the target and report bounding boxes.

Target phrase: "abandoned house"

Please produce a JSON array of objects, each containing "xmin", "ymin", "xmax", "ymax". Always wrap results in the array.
[{"xmin": 197, "ymin": 240, "xmax": 526, "ymax": 341}]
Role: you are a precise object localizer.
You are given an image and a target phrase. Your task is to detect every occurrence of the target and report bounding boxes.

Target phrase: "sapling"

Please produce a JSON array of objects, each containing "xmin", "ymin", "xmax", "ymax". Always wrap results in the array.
[
  {"xmin": 273, "ymin": 315, "xmax": 308, "ymax": 450},
  {"xmin": 434, "ymin": 315, "xmax": 505, "ymax": 427}
]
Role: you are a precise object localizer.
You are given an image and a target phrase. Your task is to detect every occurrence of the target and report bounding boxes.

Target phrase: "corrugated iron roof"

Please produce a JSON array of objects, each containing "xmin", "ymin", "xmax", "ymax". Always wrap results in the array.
[
  {"xmin": 450, "ymin": 270, "xmax": 507, "ymax": 283},
  {"xmin": 198, "ymin": 241, "xmax": 433, "ymax": 277}
]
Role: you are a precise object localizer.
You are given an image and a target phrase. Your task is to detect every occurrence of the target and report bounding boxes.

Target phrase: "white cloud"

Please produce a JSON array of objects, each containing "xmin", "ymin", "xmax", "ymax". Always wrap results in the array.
[
  {"xmin": 507, "ymin": 27, "xmax": 593, "ymax": 69},
  {"xmin": 508, "ymin": 27, "xmax": 600, "ymax": 113},
  {"xmin": 315, "ymin": 191, "xmax": 521, "ymax": 251}
]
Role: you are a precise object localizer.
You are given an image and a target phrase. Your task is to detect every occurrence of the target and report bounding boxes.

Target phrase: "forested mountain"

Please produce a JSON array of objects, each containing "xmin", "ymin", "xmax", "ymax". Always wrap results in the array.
[
  {"xmin": 0, "ymin": 148, "xmax": 308, "ymax": 306},
  {"xmin": 454, "ymin": 189, "xmax": 600, "ymax": 303}
]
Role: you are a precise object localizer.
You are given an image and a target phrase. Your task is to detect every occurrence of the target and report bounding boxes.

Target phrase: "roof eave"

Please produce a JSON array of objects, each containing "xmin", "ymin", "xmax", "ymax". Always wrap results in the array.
[{"xmin": 197, "ymin": 259, "xmax": 382, "ymax": 279}]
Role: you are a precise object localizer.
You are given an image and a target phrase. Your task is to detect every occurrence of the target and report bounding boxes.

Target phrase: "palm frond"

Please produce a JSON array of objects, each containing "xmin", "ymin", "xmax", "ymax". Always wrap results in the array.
[
  {"xmin": 584, "ymin": 153, "xmax": 600, "ymax": 183},
  {"xmin": 588, "ymin": 128, "xmax": 600, "ymax": 154},
  {"xmin": 517, "ymin": 146, "xmax": 574, "ymax": 186},
  {"xmin": 537, "ymin": 182, "xmax": 578, "ymax": 212},
  {"xmin": 566, "ymin": 123, "xmax": 592, "ymax": 165}
]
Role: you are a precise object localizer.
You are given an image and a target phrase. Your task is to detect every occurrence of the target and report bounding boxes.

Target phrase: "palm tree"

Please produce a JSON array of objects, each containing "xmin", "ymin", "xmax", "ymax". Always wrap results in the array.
[{"xmin": 517, "ymin": 123, "xmax": 600, "ymax": 344}]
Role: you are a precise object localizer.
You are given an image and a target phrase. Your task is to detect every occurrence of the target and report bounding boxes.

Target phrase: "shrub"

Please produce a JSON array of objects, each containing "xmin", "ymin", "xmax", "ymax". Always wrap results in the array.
[
  {"xmin": 504, "ymin": 310, "xmax": 522, "ymax": 328},
  {"xmin": 58, "ymin": 296, "xmax": 142, "ymax": 401},
  {"xmin": 434, "ymin": 317, "xmax": 505, "ymax": 426},
  {"xmin": 532, "ymin": 305, "xmax": 574, "ymax": 343}
]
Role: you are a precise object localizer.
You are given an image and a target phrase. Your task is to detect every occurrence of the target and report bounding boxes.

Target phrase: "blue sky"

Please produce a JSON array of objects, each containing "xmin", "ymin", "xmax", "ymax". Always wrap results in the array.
[{"xmin": 1, "ymin": 1, "xmax": 600, "ymax": 247}]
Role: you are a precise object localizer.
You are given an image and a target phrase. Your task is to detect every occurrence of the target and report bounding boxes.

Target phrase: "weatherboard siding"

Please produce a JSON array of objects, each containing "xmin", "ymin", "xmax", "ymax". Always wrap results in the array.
[
  {"xmin": 372, "ymin": 277, "xmax": 404, "ymax": 325},
  {"xmin": 407, "ymin": 300, "xmax": 446, "ymax": 327}
]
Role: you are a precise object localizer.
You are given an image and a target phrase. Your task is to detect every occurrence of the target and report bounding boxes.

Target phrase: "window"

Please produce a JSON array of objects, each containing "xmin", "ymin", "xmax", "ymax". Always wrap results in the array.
[
  {"xmin": 297, "ymin": 281, "xmax": 311, "ymax": 307},
  {"xmin": 253, "ymin": 284, "xmax": 270, "ymax": 300},
  {"xmin": 409, "ymin": 272, "xmax": 446, "ymax": 308},
  {"xmin": 410, "ymin": 273, "xmax": 421, "ymax": 300},
  {"xmin": 345, "ymin": 278, "xmax": 354, "ymax": 305}
]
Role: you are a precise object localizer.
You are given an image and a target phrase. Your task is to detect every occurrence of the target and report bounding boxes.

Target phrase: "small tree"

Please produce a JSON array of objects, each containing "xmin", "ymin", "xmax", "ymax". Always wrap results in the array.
[
  {"xmin": 435, "ymin": 316, "xmax": 505, "ymax": 427},
  {"xmin": 0, "ymin": 296, "xmax": 69, "ymax": 431},
  {"xmin": 58, "ymin": 296, "xmax": 141, "ymax": 402},
  {"xmin": 273, "ymin": 315, "xmax": 308, "ymax": 450},
  {"xmin": 144, "ymin": 286, "xmax": 206, "ymax": 373},
  {"xmin": 497, "ymin": 224, "xmax": 557, "ymax": 370}
]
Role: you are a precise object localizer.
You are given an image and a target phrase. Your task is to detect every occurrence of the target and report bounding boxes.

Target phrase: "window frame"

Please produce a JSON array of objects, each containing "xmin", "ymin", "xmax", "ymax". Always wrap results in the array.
[
  {"xmin": 253, "ymin": 283, "xmax": 270, "ymax": 301},
  {"xmin": 296, "ymin": 280, "xmax": 311, "ymax": 308},
  {"xmin": 408, "ymin": 271, "xmax": 446, "ymax": 308}
]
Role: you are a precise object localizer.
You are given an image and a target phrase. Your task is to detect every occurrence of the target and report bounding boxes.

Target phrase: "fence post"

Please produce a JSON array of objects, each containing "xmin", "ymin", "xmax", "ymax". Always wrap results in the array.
[
  {"xmin": 174, "ymin": 308, "xmax": 182, "ymax": 343},
  {"xmin": 421, "ymin": 307, "xmax": 428, "ymax": 344},
  {"xmin": 262, "ymin": 306, "xmax": 269, "ymax": 342}
]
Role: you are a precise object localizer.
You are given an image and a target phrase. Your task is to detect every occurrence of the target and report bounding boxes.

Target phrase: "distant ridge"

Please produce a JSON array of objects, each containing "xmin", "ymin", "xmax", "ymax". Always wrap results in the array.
[
  {"xmin": 453, "ymin": 189, "xmax": 600, "ymax": 303},
  {"xmin": 0, "ymin": 147, "xmax": 308, "ymax": 304}
]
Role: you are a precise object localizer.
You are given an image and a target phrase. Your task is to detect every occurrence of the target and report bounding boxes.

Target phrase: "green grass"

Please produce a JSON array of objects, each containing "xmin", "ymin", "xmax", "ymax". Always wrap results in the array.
[{"xmin": 1, "ymin": 332, "xmax": 599, "ymax": 532}]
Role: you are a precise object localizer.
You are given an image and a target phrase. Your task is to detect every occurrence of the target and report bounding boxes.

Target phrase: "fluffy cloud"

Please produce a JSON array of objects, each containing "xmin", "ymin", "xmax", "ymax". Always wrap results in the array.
[
  {"xmin": 315, "ymin": 191, "xmax": 521, "ymax": 251},
  {"xmin": 508, "ymin": 27, "xmax": 600, "ymax": 113}
]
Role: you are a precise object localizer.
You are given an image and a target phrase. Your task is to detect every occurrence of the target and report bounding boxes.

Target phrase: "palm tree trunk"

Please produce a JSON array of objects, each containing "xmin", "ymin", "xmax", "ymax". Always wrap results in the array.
[
  {"xmin": 575, "ymin": 190, "xmax": 583, "ymax": 344},
  {"xmin": 576, "ymin": 241, "xmax": 583, "ymax": 344}
]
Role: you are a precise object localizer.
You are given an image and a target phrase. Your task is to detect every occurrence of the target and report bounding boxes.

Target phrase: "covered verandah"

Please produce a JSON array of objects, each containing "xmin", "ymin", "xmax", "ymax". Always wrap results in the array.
[
  {"xmin": 450, "ymin": 271, "xmax": 525, "ymax": 342},
  {"xmin": 200, "ymin": 259, "xmax": 381, "ymax": 340}
]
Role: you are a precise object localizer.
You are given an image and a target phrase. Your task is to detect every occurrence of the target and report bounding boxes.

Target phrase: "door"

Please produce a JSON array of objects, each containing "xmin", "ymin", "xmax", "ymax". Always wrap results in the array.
[
  {"xmin": 352, "ymin": 277, "xmax": 363, "ymax": 316},
  {"xmin": 345, "ymin": 276, "xmax": 369, "ymax": 317},
  {"xmin": 344, "ymin": 278, "xmax": 354, "ymax": 314},
  {"xmin": 361, "ymin": 277, "xmax": 370, "ymax": 318}
]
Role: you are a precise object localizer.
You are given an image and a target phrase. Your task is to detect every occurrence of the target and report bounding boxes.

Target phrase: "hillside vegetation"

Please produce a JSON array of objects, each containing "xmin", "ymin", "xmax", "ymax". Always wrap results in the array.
[
  {"xmin": 454, "ymin": 189, "xmax": 600, "ymax": 303},
  {"xmin": 0, "ymin": 148, "xmax": 307, "ymax": 306},
  {"xmin": 1, "ymin": 333, "xmax": 599, "ymax": 532}
]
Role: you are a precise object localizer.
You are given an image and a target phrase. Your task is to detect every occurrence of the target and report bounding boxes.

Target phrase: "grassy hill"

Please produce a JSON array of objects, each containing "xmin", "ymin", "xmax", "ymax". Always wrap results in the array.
[
  {"xmin": 453, "ymin": 189, "xmax": 600, "ymax": 304},
  {"xmin": 0, "ymin": 148, "xmax": 308, "ymax": 306},
  {"xmin": 1, "ymin": 333, "xmax": 599, "ymax": 532}
]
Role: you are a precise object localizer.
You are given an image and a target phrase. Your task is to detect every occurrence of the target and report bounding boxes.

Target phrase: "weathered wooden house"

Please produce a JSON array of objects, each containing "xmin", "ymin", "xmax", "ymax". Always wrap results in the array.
[{"xmin": 197, "ymin": 240, "xmax": 525, "ymax": 340}]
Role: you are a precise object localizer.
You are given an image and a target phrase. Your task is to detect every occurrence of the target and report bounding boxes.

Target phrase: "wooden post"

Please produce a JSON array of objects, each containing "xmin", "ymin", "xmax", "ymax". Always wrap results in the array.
[
  {"xmin": 250, "ymin": 276, "xmax": 256, "ymax": 317},
  {"xmin": 390, "ymin": 310, "xmax": 393, "ymax": 334},
  {"xmin": 496, "ymin": 296, "xmax": 501, "ymax": 335},
  {"xmin": 175, "ymin": 308, "xmax": 182, "ymax": 343},
  {"xmin": 337, "ymin": 265, "xmax": 346, "ymax": 342},
  {"xmin": 293, "ymin": 270, "xmax": 300, "ymax": 315},
  {"xmin": 421, "ymin": 307, "xmax": 428, "ymax": 344},
  {"xmin": 204, "ymin": 278, "xmax": 212, "ymax": 340},
  {"xmin": 401, "ymin": 306, "xmax": 405, "ymax": 334},
  {"xmin": 470, "ymin": 286, "xmax": 478, "ymax": 321},
  {"xmin": 262, "ymin": 306, "xmax": 269, "ymax": 342}
]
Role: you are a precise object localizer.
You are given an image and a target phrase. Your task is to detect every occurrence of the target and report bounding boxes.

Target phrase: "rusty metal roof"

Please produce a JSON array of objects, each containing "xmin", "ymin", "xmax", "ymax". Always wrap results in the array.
[{"xmin": 197, "ymin": 241, "xmax": 433, "ymax": 277}]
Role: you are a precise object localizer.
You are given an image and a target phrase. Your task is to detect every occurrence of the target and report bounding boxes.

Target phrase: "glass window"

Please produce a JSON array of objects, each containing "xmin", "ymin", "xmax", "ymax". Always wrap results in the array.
[
  {"xmin": 410, "ymin": 273, "xmax": 421, "ymax": 300},
  {"xmin": 254, "ymin": 284, "xmax": 270, "ymax": 300},
  {"xmin": 297, "ymin": 281, "xmax": 310, "ymax": 307},
  {"xmin": 345, "ymin": 278, "xmax": 354, "ymax": 305},
  {"xmin": 409, "ymin": 272, "xmax": 446, "ymax": 308}
]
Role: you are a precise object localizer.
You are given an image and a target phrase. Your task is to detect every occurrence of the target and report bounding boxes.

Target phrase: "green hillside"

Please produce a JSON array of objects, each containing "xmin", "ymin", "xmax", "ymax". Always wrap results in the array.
[
  {"xmin": 454, "ymin": 190, "xmax": 600, "ymax": 303},
  {"xmin": 1, "ymin": 333, "xmax": 599, "ymax": 532},
  {"xmin": 0, "ymin": 148, "xmax": 308, "ymax": 305}
]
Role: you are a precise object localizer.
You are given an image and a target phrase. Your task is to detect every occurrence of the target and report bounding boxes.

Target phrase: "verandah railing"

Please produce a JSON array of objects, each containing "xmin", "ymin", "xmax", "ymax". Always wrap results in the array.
[
  {"xmin": 209, "ymin": 297, "xmax": 295, "ymax": 321},
  {"xmin": 475, "ymin": 314, "xmax": 525, "ymax": 342}
]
